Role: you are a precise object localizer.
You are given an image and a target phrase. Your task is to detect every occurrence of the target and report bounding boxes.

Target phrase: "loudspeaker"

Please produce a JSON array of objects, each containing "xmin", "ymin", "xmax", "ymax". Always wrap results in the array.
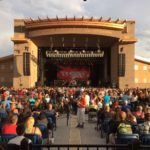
[
  {"xmin": 118, "ymin": 53, "xmax": 125, "ymax": 76},
  {"xmin": 23, "ymin": 52, "xmax": 30, "ymax": 76}
]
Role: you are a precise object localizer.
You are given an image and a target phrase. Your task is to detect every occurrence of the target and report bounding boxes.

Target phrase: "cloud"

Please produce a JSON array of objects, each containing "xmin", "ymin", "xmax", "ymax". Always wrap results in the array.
[
  {"xmin": 0, "ymin": 0, "xmax": 85, "ymax": 57},
  {"xmin": 136, "ymin": 29, "xmax": 150, "ymax": 58},
  {"xmin": 0, "ymin": 0, "xmax": 150, "ymax": 58}
]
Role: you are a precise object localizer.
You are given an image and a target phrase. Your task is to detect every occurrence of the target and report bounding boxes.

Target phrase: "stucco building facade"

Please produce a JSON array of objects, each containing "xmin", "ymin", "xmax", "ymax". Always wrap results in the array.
[
  {"xmin": 0, "ymin": 17, "xmax": 141, "ymax": 89},
  {"xmin": 0, "ymin": 55, "xmax": 13, "ymax": 87},
  {"xmin": 134, "ymin": 56, "xmax": 150, "ymax": 88},
  {"xmin": 1, "ymin": 55, "xmax": 149, "ymax": 89}
]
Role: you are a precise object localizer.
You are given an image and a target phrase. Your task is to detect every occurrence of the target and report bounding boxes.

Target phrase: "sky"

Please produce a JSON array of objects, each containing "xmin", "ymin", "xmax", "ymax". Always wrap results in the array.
[{"xmin": 0, "ymin": 0, "xmax": 150, "ymax": 58}]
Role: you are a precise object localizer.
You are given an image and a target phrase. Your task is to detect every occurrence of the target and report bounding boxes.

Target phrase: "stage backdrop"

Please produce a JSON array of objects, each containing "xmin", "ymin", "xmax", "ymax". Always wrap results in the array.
[{"xmin": 57, "ymin": 65, "xmax": 90, "ymax": 81}]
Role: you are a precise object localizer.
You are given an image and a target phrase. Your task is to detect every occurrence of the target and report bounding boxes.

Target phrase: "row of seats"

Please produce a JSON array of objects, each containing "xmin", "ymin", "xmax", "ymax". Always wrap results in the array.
[
  {"xmin": 0, "ymin": 122, "xmax": 53, "ymax": 149},
  {"xmin": 0, "ymin": 133, "xmax": 42, "ymax": 145},
  {"xmin": 116, "ymin": 133, "xmax": 150, "ymax": 145},
  {"xmin": 99, "ymin": 118, "xmax": 150, "ymax": 146}
]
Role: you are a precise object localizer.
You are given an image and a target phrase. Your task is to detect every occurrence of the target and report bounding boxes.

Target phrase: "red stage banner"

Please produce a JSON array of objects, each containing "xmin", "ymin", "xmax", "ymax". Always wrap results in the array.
[{"xmin": 57, "ymin": 65, "xmax": 90, "ymax": 80}]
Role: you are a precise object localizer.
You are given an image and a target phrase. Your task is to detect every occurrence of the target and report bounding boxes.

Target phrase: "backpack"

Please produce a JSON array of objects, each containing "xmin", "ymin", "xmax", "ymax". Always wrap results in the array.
[
  {"xmin": 20, "ymin": 138, "xmax": 31, "ymax": 150},
  {"xmin": 139, "ymin": 122, "xmax": 150, "ymax": 134},
  {"xmin": 7, "ymin": 138, "xmax": 31, "ymax": 150},
  {"xmin": 118, "ymin": 123, "xmax": 133, "ymax": 134}
]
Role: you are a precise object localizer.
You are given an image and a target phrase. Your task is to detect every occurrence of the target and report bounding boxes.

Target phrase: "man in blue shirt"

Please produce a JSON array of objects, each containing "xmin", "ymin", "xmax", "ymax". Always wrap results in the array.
[
  {"xmin": 103, "ymin": 92, "xmax": 110, "ymax": 106},
  {"xmin": 1, "ymin": 96, "xmax": 11, "ymax": 110},
  {"xmin": 121, "ymin": 100, "xmax": 131, "ymax": 112}
]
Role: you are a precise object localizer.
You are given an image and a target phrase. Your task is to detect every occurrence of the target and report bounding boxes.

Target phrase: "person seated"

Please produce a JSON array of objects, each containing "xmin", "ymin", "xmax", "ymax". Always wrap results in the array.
[
  {"xmin": 108, "ymin": 111, "xmax": 120, "ymax": 135},
  {"xmin": 139, "ymin": 113, "xmax": 150, "ymax": 134},
  {"xmin": 133, "ymin": 106, "xmax": 144, "ymax": 119},
  {"xmin": 2, "ymin": 114, "xmax": 18, "ymax": 134},
  {"xmin": 144, "ymin": 106, "xmax": 150, "ymax": 114},
  {"xmin": 36, "ymin": 112, "xmax": 48, "ymax": 126},
  {"xmin": 121, "ymin": 100, "xmax": 131, "ymax": 112},
  {"xmin": 117, "ymin": 111, "xmax": 133, "ymax": 135},
  {"xmin": 24, "ymin": 116, "xmax": 42, "ymax": 137},
  {"xmin": 100, "ymin": 105, "xmax": 112, "ymax": 122},
  {"xmin": 88, "ymin": 101, "xmax": 97, "ymax": 121},
  {"xmin": 45, "ymin": 103, "xmax": 58, "ymax": 129},
  {"xmin": 109, "ymin": 111, "xmax": 133, "ymax": 144},
  {"xmin": 88, "ymin": 100, "xmax": 98, "ymax": 111},
  {"xmin": 8, "ymin": 124, "xmax": 32, "ymax": 150},
  {"xmin": 126, "ymin": 109, "xmax": 137, "ymax": 125}
]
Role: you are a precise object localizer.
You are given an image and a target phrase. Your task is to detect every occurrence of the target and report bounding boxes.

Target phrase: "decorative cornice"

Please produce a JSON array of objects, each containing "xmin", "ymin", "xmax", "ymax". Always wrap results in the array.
[
  {"xmin": 24, "ymin": 17, "xmax": 133, "ymax": 31},
  {"xmin": 119, "ymin": 38, "xmax": 137, "ymax": 44},
  {"xmin": 11, "ymin": 38, "xmax": 28, "ymax": 43}
]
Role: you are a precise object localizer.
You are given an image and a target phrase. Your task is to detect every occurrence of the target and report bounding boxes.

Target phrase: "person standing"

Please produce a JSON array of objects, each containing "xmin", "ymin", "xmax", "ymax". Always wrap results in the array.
[
  {"xmin": 103, "ymin": 91, "xmax": 110, "ymax": 106},
  {"xmin": 76, "ymin": 92, "xmax": 86, "ymax": 128}
]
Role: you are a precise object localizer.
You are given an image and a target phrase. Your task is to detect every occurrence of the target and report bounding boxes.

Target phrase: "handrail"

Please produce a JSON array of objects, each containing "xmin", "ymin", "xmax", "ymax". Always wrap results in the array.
[{"xmin": 30, "ymin": 143, "xmax": 150, "ymax": 150}]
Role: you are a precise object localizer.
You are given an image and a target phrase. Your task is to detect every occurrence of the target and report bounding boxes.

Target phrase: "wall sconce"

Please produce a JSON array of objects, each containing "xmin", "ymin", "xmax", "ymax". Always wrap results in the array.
[
  {"xmin": 120, "ymin": 47, "xmax": 123, "ymax": 53},
  {"xmin": 25, "ymin": 46, "xmax": 29, "ymax": 52}
]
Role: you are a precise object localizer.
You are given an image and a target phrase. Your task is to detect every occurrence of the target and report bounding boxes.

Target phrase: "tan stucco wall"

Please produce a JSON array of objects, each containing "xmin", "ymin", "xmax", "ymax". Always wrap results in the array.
[
  {"xmin": 29, "ymin": 40, "xmax": 38, "ymax": 87},
  {"xmin": 13, "ymin": 41, "xmax": 38, "ymax": 89},
  {"xmin": 118, "ymin": 22, "xmax": 135, "ymax": 89},
  {"xmin": 134, "ymin": 60, "xmax": 150, "ymax": 88},
  {"xmin": 118, "ymin": 44, "xmax": 135, "ymax": 89},
  {"xmin": 13, "ymin": 43, "xmax": 30, "ymax": 89},
  {"xmin": 12, "ymin": 19, "xmax": 38, "ymax": 89},
  {"xmin": 0, "ymin": 58, "xmax": 13, "ymax": 87}
]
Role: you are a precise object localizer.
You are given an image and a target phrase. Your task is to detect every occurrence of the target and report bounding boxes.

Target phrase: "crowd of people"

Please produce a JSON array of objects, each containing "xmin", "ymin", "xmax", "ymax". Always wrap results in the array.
[{"xmin": 0, "ymin": 86, "xmax": 150, "ymax": 148}]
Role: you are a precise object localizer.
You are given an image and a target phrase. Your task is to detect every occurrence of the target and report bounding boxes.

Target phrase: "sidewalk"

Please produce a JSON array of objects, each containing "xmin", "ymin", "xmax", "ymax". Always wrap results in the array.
[{"xmin": 53, "ymin": 114, "xmax": 106, "ymax": 145}]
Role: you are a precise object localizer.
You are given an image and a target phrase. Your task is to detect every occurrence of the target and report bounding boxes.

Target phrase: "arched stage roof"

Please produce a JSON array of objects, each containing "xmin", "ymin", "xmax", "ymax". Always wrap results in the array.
[{"xmin": 11, "ymin": 17, "xmax": 136, "ymax": 47}]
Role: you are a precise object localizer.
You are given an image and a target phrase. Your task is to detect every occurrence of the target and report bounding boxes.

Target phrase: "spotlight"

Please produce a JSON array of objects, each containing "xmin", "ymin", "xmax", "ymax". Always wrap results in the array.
[
  {"xmin": 82, "ymin": 50, "xmax": 85, "ymax": 53},
  {"xmin": 69, "ymin": 49, "xmax": 73, "ymax": 53},
  {"xmin": 97, "ymin": 49, "xmax": 101, "ymax": 53},
  {"xmin": 83, "ymin": 0, "xmax": 87, "ymax": 1},
  {"xmin": 54, "ymin": 49, "xmax": 59, "ymax": 54}
]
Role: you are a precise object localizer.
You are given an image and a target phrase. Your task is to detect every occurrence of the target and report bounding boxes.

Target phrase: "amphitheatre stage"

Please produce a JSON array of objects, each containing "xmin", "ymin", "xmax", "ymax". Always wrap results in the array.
[{"xmin": 11, "ymin": 17, "xmax": 136, "ymax": 89}]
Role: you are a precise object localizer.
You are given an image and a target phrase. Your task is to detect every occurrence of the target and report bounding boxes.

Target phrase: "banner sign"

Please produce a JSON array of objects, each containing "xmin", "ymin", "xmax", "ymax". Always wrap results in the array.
[{"xmin": 57, "ymin": 65, "xmax": 90, "ymax": 80}]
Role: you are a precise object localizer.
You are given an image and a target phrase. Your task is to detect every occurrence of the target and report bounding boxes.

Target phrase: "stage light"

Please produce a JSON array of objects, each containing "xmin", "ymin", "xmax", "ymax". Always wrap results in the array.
[
  {"xmin": 25, "ymin": 46, "xmax": 29, "ymax": 52},
  {"xmin": 69, "ymin": 50, "xmax": 73, "ymax": 53},
  {"xmin": 54, "ymin": 49, "xmax": 59, "ymax": 54},
  {"xmin": 97, "ymin": 49, "xmax": 101, "ymax": 53},
  {"xmin": 82, "ymin": 50, "xmax": 85, "ymax": 53}
]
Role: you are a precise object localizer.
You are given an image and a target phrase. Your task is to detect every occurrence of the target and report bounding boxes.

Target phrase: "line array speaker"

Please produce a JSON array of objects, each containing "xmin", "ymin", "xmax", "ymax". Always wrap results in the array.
[
  {"xmin": 23, "ymin": 52, "xmax": 30, "ymax": 76},
  {"xmin": 118, "ymin": 53, "xmax": 125, "ymax": 76}
]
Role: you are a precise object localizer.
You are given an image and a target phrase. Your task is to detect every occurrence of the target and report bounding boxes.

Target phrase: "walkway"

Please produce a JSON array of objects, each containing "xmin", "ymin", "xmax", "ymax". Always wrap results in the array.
[{"xmin": 53, "ymin": 114, "xmax": 105, "ymax": 145}]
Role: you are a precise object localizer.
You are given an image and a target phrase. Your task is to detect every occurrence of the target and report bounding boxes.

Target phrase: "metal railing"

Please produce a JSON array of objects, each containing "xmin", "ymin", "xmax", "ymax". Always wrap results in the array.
[
  {"xmin": 30, "ymin": 144, "xmax": 129, "ymax": 150},
  {"xmin": 30, "ymin": 143, "xmax": 150, "ymax": 150}
]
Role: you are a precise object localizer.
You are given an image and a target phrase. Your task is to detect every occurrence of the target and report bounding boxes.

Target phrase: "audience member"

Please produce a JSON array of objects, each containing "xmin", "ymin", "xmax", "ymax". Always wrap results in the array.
[
  {"xmin": 24, "ymin": 116, "xmax": 42, "ymax": 137},
  {"xmin": 8, "ymin": 124, "xmax": 32, "ymax": 150},
  {"xmin": 2, "ymin": 114, "xmax": 18, "ymax": 134}
]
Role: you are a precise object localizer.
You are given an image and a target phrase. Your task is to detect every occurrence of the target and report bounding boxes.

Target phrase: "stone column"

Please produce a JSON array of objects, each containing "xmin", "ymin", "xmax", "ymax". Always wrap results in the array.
[
  {"xmin": 29, "ymin": 40, "xmax": 38, "ymax": 87},
  {"xmin": 12, "ymin": 19, "xmax": 38, "ymax": 89},
  {"xmin": 118, "ymin": 44, "xmax": 135, "ymax": 89}
]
